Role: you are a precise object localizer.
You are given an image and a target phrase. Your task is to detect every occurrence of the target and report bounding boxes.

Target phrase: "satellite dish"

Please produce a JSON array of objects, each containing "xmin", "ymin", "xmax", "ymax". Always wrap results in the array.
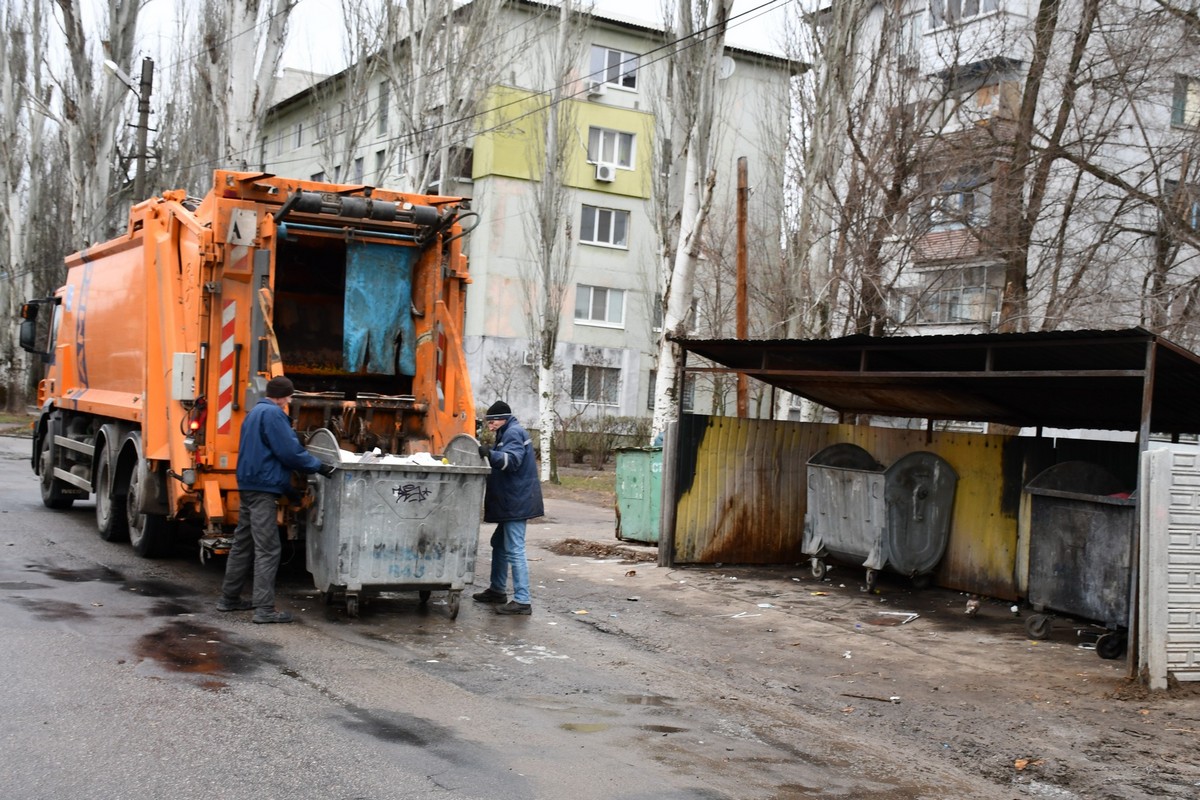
[{"xmin": 718, "ymin": 56, "xmax": 736, "ymax": 80}]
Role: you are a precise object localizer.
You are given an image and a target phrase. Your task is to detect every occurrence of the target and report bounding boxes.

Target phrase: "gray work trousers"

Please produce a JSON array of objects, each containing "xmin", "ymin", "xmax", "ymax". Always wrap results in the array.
[{"xmin": 220, "ymin": 490, "xmax": 283, "ymax": 610}]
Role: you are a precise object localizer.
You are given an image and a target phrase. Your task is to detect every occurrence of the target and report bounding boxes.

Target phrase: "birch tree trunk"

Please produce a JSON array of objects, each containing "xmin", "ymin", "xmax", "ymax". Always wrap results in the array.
[
  {"xmin": 650, "ymin": 0, "xmax": 733, "ymax": 441},
  {"xmin": 221, "ymin": 0, "xmax": 296, "ymax": 169},
  {"xmin": 520, "ymin": 2, "xmax": 584, "ymax": 482}
]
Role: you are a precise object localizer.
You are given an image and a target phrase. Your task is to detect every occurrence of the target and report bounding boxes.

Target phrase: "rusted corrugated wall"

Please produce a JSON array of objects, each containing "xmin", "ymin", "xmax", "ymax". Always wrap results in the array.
[{"xmin": 666, "ymin": 415, "xmax": 1124, "ymax": 600}]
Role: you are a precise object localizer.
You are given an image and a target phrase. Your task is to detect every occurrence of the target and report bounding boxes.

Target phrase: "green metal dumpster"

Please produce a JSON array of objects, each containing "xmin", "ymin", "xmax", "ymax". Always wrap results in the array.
[{"xmin": 615, "ymin": 447, "xmax": 663, "ymax": 544}]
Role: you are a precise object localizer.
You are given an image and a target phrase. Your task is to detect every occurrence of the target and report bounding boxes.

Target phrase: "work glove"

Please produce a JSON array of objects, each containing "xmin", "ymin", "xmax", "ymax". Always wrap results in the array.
[
  {"xmin": 318, "ymin": 463, "xmax": 337, "ymax": 477},
  {"xmin": 478, "ymin": 444, "xmax": 491, "ymax": 461}
]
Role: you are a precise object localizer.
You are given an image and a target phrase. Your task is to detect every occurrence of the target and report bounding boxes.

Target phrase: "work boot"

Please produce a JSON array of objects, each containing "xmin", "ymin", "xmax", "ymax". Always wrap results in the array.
[
  {"xmin": 495, "ymin": 601, "xmax": 531, "ymax": 616},
  {"xmin": 472, "ymin": 588, "xmax": 507, "ymax": 604},
  {"xmin": 216, "ymin": 597, "xmax": 253, "ymax": 612},
  {"xmin": 252, "ymin": 608, "xmax": 294, "ymax": 624}
]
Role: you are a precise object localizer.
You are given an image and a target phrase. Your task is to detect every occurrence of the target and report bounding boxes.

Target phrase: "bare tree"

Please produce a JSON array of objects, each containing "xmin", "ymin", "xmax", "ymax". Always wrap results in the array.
[
  {"xmin": 650, "ymin": 0, "xmax": 736, "ymax": 440},
  {"xmin": 520, "ymin": 1, "xmax": 586, "ymax": 483}
]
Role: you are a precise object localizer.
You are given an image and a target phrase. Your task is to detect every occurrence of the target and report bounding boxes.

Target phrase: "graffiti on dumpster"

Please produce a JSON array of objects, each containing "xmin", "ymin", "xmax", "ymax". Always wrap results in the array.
[{"xmin": 392, "ymin": 483, "xmax": 432, "ymax": 503}]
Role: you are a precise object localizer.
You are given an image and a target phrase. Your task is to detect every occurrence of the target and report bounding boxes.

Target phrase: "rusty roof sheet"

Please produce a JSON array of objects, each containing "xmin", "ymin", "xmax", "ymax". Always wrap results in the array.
[{"xmin": 674, "ymin": 328, "xmax": 1200, "ymax": 435}]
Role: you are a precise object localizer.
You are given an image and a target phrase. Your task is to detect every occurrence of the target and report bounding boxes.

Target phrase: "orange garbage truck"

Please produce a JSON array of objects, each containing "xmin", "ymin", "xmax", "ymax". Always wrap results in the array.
[{"xmin": 19, "ymin": 170, "xmax": 479, "ymax": 560}]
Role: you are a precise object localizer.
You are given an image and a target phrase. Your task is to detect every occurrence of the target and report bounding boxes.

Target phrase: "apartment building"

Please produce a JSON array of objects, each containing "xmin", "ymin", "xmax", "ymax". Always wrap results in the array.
[
  {"xmin": 259, "ymin": 0, "xmax": 793, "ymax": 425},
  {"xmin": 805, "ymin": 1, "xmax": 1200, "ymax": 344}
]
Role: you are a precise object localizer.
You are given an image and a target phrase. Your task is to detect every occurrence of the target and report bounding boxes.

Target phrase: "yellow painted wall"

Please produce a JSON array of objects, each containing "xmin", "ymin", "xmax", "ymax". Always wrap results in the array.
[
  {"xmin": 473, "ymin": 85, "xmax": 654, "ymax": 199},
  {"xmin": 671, "ymin": 417, "xmax": 1064, "ymax": 600}
]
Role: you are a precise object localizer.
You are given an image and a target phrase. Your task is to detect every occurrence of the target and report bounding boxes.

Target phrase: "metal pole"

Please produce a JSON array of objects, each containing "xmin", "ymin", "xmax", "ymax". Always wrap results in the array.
[
  {"xmin": 736, "ymin": 156, "xmax": 748, "ymax": 417},
  {"xmin": 134, "ymin": 57, "xmax": 154, "ymax": 200}
]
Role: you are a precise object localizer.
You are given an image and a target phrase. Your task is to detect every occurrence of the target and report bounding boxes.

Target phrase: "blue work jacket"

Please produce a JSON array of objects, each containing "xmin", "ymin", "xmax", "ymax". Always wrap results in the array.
[
  {"xmin": 236, "ymin": 398, "xmax": 323, "ymax": 494},
  {"xmin": 483, "ymin": 416, "xmax": 545, "ymax": 522}
]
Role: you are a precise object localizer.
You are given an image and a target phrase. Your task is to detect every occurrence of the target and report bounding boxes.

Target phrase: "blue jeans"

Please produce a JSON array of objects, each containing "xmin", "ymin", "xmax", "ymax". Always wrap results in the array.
[
  {"xmin": 488, "ymin": 520, "xmax": 530, "ymax": 604},
  {"xmin": 221, "ymin": 490, "xmax": 282, "ymax": 610}
]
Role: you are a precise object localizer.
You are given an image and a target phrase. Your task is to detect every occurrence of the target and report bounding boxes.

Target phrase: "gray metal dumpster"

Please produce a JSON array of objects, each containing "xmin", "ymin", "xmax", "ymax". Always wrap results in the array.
[
  {"xmin": 803, "ymin": 444, "xmax": 887, "ymax": 584},
  {"xmin": 804, "ymin": 444, "xmax": 957, "ymax": 589},
  {"xmin": 1023, "ymin": 461, "xmax": 1136, "ymax": 659},
  {"xmin": 615, "ymin": 447, "xmax": 663, "ymax": 544},
  {"xmin": 304, "ymin": 429, "xmax": 489, "ymax": 619}
]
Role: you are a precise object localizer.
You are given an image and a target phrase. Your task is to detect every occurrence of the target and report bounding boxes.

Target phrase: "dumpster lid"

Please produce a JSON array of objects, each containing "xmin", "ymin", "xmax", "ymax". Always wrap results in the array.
[{"xmin": 1025, "ymin": 461, "xmax": 1136, "ymax": 506}]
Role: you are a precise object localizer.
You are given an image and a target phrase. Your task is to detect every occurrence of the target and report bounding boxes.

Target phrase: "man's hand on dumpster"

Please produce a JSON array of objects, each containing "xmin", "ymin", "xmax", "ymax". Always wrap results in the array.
[
  {"xmin": 478, "ymin": 444, "xmax": 491, "ymax": 461},
  {"xmin": 318, "ymin": 463, "xmax": 337, "ymax": 477}
]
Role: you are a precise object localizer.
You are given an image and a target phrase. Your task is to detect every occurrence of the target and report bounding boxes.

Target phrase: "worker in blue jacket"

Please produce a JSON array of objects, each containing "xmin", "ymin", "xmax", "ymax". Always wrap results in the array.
[
  {"xmin": 473, "ymin": 400, "xmax": 544, "ymax": 615},
  {"xmin": 218, "ymin": 375, "xmax": 335, "ymax": 623}
]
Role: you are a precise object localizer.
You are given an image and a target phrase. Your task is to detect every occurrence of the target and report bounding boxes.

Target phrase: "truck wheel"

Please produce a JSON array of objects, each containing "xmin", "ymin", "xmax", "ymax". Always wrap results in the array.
[
  {"xmin": 126, "ymin": 461, "xmax": 168, "ymax": 558},
  {"xmin": 39, "ymin": 431, "xmax": 75, "ymax": 510},
  {"xmin": 95, "ymin": 453, "xmax": 129, "ymax": 542}
]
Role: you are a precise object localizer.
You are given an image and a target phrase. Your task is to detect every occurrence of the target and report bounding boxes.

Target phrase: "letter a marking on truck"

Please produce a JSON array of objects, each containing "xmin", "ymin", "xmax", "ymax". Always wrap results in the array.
[{"xmin": 218, "ymin": 300, "xmax": 237, "ymax": 433}]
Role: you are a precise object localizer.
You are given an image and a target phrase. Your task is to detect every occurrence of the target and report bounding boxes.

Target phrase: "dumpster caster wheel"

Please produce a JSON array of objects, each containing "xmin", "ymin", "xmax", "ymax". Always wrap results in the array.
[
  {"xmin": 1025, "ymin": 613, "xmax": 1052, "ymax": 640},
  {"xmin": 864, "ymin": 569, "xmax": 878, "ymax": 590},
  {"xmin": 448, "ymin": 591, "xmax": 461, "ymax": 620},
  {"xmin": 1097, "ymin": 632, "xmax": 1126, "ymax": 660},
  {"xmin": 810, "ymin": 559, "xmax": 826, "ymax": 580},
  {"xmin": 345, "ymin": 595, "xmax": 359, "ymax": 619},
  {"xmin": 418, "ymin": 590, "xmax": 432, "ymax": 605},
  {"xmin": 911, "ymin": 573, "xmax": 932, "ymax": 590}
]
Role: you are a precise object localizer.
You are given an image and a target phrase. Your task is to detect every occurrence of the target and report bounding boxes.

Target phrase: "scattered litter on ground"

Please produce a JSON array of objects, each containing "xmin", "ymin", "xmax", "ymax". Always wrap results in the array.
[{"xmin": 841, "ymin": 693, "xmax": 901, "ymax": 704}]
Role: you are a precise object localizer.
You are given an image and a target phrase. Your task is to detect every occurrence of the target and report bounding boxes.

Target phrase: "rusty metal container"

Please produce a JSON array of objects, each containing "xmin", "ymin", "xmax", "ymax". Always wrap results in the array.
[
  {"xmin": 304, "ymin": 429, "xmax": 489, "ymax": 619},
  {"xmin": 1023, "ymin": 461, "xmax": 1135, "ymax": 658},
  {"xmin": 883, "ymin": 451, "xmax": 958, "ymax": 582}
]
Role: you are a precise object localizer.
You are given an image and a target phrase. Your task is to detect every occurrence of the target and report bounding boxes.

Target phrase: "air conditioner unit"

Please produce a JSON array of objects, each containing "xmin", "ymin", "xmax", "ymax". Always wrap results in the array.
[
  {"xmin": 586, "ymin": 79, "xmax": 607, "ymax": 97},
  {"xmin": 595, "ymin": 163, "xmax": 616, "ymax": 183},
  {"xmin": 522, "ymin": 350, "xmax": 535, "ymax": 367}
]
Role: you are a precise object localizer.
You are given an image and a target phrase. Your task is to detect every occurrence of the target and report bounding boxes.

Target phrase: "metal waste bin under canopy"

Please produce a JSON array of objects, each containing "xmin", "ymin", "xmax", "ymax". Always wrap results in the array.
[
  {"xmin": 304, "ymin": 428, "xmax": 489, "ymax": 619},
  {"xmin": 1023, "ymin": 461, "xmax": 1135, "ymax": 659},
  {"xmin": 803, "ymin": 444, "xmax": 957, "ymax": 589}
]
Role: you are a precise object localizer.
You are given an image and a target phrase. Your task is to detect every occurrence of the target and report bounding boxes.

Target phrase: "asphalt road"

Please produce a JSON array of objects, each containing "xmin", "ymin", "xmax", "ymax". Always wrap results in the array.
[{"xmin": 4, "ymin": 433, "xmax": 1198, "ymax": 800}]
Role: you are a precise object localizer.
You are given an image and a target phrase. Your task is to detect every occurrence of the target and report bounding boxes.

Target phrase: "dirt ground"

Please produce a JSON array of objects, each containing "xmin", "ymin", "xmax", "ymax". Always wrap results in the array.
[{"xmin": 538, "ymin": 471, "xmax": 1200, "ymax": 799}]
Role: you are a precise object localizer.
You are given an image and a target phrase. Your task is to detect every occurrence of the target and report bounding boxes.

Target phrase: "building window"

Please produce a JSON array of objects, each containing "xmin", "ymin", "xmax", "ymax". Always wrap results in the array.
[
  {"xmin": 575, "ymin": 284, "xmax": 625, "ymax": 327},
  {"xmin": 311, "ymin": 171, "xmax": 325, "ymax": 182},
  {"xmin": 374, "ymin": 150, "xmax": 387, "ymax": 182},
  {"xmin": 898, "ymin": 12, "xmax": 924, "ymax": 70},
  {"xmin": 571, "ymin": 364, "xmax": 620, "ymax": 406},
  {"xmin": 588, "ymin": 127, "xmax": 635, "ymax": 169},
  {"xmin": 580, "ymin": 205, "xmax": 629, "ymax": 247},
  {"xmin": 1173, "ymin": 76, "xmax": 1200, "ymax": 128},
  {"xmin": 1165, "ymin": 180, "xmax": 1200, "ymax": 229},
  {"xmin": 895, "ymin": 264, "xmax": 1003, "ymax": 325},
  {"xmin": 647, "ymin": 369, "xmax": 656, "ymax": 410},
  {"xmin": 353, "ymin": 157, "xmax": 364, "ymax": 184},
  {"xmin": 294, "ymin": 123, "xmax": 303, "ymax": 148},
  {"xmin": 929, "ymin": 0, "xmax": 998, "ymax": 28},
  {"xmin": 428, "ymin": 147, "xmax": 474, "ymax": 189},
  {"xmin": 378, "ymin": 82, "xmax": 389, "ymax": 135},
  {"xmin": 590, "ymin": 45, "xmax": 638, "ymax": 90},
  {"xmin": 924, "ymin": 167, "xmax": 991, "ymax": 231},
  {"xmin": 646, "ymin": 369, "xmax": 695, "ymax": 412},
  {"xmin": 333, "ymin": 165, "xmax": 342, "ymax": 183}
]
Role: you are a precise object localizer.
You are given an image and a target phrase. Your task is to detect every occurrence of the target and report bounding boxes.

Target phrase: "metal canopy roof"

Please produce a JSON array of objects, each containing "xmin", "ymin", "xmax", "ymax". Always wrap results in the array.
[{"xmin": 674, "ymin": 328, "xmax": 1200, "ymax": 435}]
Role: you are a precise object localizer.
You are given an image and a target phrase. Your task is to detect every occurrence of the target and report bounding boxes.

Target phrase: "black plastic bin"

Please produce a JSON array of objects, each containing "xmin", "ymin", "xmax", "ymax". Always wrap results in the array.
[{"xmin": 1023, "ymin": 461, "xmax": 1135, "ymax": 659}]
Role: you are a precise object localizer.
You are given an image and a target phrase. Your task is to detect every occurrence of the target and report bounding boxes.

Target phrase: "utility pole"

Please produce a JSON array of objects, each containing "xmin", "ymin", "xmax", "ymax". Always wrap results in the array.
[
  {"xmin": 105, "ymin": 56, "xmax": 155, "ymax": 200},
  {"xmin": 736, "ymin": 156, "xmax": 748, "ymax": 418},
  {"xmin": 134, "ymin": 57, "xmax": 154, "ymax": 200}
]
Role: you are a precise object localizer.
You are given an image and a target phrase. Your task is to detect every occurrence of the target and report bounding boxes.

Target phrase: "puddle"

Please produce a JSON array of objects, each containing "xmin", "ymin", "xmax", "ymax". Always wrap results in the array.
[
  {"xmin": 862, "ymin": 612, "xmax": 920, "ymax": 627},
  {"xmin": 561, "ymin": 722, "xmax": 610, "ymax": 733},
  {"xmin": 30, "ymin": 563, "xmax": 124, "ymax": 583},
  {"xmin": 0, "ymin": 581, "xmax": 50, "ymax": 591},
  {"xmin": 641, "ymin": 724, "xmax": 687, "ymax": 734},
  {"xmin": 12, "ymin": 597, "xmax": 91, "ymax": 622},
  {"xmin": 135, "ymin": 620, "xmax": 254, "ymax": 676}
]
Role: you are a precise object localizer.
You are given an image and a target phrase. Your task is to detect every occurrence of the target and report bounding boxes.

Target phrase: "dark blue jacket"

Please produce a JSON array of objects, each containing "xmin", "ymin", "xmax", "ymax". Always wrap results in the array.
[
  {"xmin": 483, "ymin": 416, "xmax": 544, "ymax": 522},
  {"xmin": 236, "ymin": 398, "xmax": 323, "ymax": 494}
]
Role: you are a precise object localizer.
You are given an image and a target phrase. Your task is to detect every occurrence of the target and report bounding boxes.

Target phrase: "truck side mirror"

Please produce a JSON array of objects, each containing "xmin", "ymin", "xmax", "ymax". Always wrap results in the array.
[{"xmin": 18, "ymin": 317, "xmax": 38, "ymax": 353}]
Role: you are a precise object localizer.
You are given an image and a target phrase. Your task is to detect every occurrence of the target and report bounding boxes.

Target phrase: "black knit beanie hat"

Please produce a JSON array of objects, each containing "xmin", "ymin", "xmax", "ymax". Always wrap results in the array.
[{"xmin": 485, "ymin": 400, "xmax": 512, "ymax": 419}]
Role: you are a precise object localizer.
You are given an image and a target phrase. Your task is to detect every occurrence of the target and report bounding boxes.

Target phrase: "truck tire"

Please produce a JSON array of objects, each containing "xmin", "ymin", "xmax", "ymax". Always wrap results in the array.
[
  {"xmin": 94, "ymin": 450, "xmax": 129, "ymax": 542},
  {"xmin": 126, "ymin": 459, "xmax": 169, "ymax": 558},
  {"xmin": 39, "ymin": 427, "xmax": 75, "ymax": 510}
]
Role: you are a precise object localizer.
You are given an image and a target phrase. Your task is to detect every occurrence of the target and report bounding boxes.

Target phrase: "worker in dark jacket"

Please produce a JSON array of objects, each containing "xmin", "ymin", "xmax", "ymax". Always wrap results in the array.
[
  {"xmin": 219, "ymin": 375, "xmax": 335, "ymax": 623},
  {"xmin": 473, "ymin": 401, "xmax": 543, "ymax": 615}
]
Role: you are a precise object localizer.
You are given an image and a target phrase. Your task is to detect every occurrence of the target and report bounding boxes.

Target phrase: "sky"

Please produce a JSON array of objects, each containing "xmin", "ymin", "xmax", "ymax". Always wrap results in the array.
[{"xmin": 279, "ymin": 0, "xmax": 795, "ymax": 73}]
